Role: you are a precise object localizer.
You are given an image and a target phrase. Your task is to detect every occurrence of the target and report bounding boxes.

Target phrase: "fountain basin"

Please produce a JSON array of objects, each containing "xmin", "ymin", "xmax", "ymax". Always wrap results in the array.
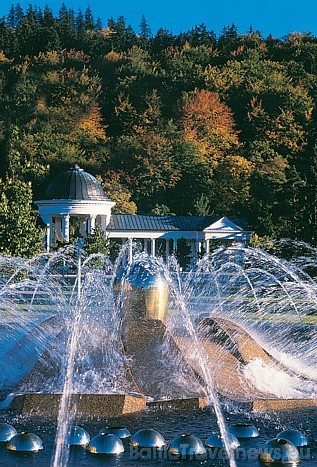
[
  {"xmin": 252, "ymin": 399, "xmax": 317, "ymax": 412},
  {"xmin": 7, "ymin": 392, "xmax": 317, "ymax": 418}
]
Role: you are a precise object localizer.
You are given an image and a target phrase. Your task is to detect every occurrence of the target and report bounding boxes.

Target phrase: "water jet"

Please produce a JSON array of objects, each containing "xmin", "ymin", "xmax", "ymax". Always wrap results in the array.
[{"xmin": 0, "ymin": 243, "xmax": 316, "ymax": 466}]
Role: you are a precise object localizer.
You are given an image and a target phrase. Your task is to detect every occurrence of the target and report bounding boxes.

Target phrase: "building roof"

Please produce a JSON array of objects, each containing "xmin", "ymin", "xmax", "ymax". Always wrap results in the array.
[
  {"xmin": 45, "ymin": 165, "xmax": 111, "ymax": 201},
  {"xmin": 108, "ymin": 214, "xmax": 247, "ymax": 232}
]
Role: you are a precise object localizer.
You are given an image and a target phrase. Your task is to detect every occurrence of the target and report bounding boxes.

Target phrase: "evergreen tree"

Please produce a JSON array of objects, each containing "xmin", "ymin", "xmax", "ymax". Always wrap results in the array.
[
  {"xmin": 0, "ymin": 177, "xmax": 43, "ymax": 257},
  {"xmin": 0, "ymin": 3, "xmax": 317, "ymax": 245},
  {"xmin": 7, "ymin": 4, "xmax": 16, "ymax": 28},
  {"xmin": 76, "ymin": 9, "xmax": 85, "ymax": 34},
  {"xmin": 84, "ymin": 224, "xmax": 109, "ymax": 255},
  {"xmin": 175, "ymin": 237, "xmax": 191, "ymax": 270},
  {"xmin": 17, "ymin": 5, "xmax": 41, "ymax": 55},
  {"xmin": 41, "ymin": 6, "xmax": 60, "ymax": 51},
  {"xmin": 139, "ymin": 15, "xmax": 152, "ymax": 39},
  {"xmin": 84, "ymin": 6, "xmax": 95, "ymax": 30},
  {"xmin": 14, "ymin": 3, "xmax": 24, "ymax": 27},
  {"xmin": 95, "ymin": 16, "xmax": 102, "ymax": 31}
]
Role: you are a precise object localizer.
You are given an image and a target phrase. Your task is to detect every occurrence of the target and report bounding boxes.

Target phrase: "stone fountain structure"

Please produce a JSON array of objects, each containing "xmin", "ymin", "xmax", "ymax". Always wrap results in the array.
[{"xmin": 1, "ymin": 245, "xmax": 317, "ymax": 420}]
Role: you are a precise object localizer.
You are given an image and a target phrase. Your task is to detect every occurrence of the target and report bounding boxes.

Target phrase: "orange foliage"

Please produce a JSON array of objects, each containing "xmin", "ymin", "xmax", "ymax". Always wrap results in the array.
[
  {"xmin": 265, "ymin": 110, "xmax": 306, "ymax": 153},
  {"xmin": 181, "ymin": 89, "xmax": 240, "ymax": 161},
  {"xmin": 78, "ymin": 103, "xmax": 108, "ymax": 142}
]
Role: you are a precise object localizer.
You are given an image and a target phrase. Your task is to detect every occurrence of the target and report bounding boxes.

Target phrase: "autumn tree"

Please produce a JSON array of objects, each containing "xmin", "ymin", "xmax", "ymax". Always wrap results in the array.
[
  {"xmin": 109, "ymin": 90, "xmax": 181, "ymax": 212},
  {"xmin": 178, "ymin": 88, "xmax": 251, "ymax": 214},
  {"xmin": 101, "ymin": 173, "xmax": 137, "ymax": 214},
  {"xmin": 181, "ymin": 89, "xmax": 240, "ymax": 159},
  {"xmin": 0, "ymin": 4, "xmax": 317, "ymax": 244}
]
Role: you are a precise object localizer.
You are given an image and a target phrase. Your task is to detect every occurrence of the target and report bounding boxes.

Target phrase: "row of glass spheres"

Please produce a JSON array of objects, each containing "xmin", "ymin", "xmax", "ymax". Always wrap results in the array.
[{"xmin": 0, "ymin": 422, "xmax": 313, "ymax": 463}]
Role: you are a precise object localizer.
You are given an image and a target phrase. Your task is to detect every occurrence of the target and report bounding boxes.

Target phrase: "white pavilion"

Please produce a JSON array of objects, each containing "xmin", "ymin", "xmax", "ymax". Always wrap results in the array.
[{"xmin": 36, "ymin": 165, "xmax": 252, "ymax": 260}]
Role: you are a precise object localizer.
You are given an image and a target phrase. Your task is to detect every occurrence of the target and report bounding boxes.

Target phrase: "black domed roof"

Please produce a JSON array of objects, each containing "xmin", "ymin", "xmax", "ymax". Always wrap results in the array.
[{"xmin": 46, "ymin": 165, "xmax": 110, "ymax": 201}]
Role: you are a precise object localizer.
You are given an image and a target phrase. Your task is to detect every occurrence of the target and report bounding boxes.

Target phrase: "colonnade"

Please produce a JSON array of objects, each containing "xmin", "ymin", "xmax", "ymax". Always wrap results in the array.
[
  {"xmin": 123, "ymin": 237, "xmax": 212, "ymax": 263},
  {"xmin": 45, "ymin": 214, "xmax": 104, "ymax": 251}
]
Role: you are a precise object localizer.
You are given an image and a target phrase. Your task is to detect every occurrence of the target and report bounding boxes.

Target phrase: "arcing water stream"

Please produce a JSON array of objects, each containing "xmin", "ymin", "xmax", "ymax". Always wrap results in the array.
[{"xmin": 0, "ymin": 242, "xmax": 316, "ymax": 465}]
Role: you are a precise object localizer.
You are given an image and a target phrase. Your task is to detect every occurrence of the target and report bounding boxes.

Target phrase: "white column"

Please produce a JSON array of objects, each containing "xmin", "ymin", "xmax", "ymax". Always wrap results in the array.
[
  {"xmin": 80, "ymin": 218, "xmax": 87, "ymax": 238},
  {"xmin": 151, "ymin": 238, "xmax": 156, "ymax": 256},
  {"xmin": 196, "ymin": 239, "xmax": 202, "ymax": 254},
  {"xmin": 165, "ymin": 239, "xmax": 170, "ymax": 260},
  {"xmin": 46, "ymin": 223, "xmax": 51, "ymax": 252},
  {"xmin": 173, "ymin": 238, "xmax": 178, "ymax": 253},
  {"xmin": 88, "ymin": 215, "xmax": 96, "ymax": 234},
  {"xmin": 62, "ymin": 214, "xmax": 70, "ymax": 242},
  {"xmin": 204, "ymin": 239, "xmax": 210, "ymax": 254},
  {"xmin": 49, "ymin": 221, "xmax": 53, "ymax": 247},
  {"xmin": 128, "ymin": 238, "xmax": 133, "ymax": 263},
  {"xmin": 144, "ymin": 238, "xmax": 148, "ymax": 254}
]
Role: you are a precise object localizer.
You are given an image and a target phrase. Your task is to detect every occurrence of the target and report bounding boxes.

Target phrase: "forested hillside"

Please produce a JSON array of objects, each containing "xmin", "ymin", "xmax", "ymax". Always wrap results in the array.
[{"xmin": 0, "ymin": 3, "xmax": 317, "ymax": 256}]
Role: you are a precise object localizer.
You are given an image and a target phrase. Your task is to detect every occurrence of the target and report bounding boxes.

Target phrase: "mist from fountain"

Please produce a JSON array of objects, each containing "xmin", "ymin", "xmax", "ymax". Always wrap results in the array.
[
  {"xmin": 168, "ymin": 269, "xmax": 237, "ymax": 465},
  {"xmin": 51, "ymin": 251, "xmax": 136, "ymax": 467},
  {"xmin": 0, "ymin": 240, "xmax": 316, "ymax": 466},
  {"xmin": 181, "ymin": 245, "xmax": 317, "ymax": 397},
  {"xmin": 120, "ymin": 252, "xmax": 237, "ymax": 466},
  {"xmin": 0, "ymin": 252, "xmax": 71, "ymax": 394}
]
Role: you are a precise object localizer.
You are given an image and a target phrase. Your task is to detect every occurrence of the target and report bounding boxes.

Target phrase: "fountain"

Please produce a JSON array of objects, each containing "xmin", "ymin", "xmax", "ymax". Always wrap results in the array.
[{"xmin": 0, "ymin": 242, "xmax": 316, "ymax": 466}]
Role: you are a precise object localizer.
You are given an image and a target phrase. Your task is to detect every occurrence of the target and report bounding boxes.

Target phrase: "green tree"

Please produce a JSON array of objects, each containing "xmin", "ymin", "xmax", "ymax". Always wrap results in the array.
[
  {"xmin": 191, "ymin": 194, "xmax": 211, "ymax": 216},
  {"xmin": 301, "ymin": 145, "xmax": 317, "ymax": 244},
  {"xmin": 16, "ymin": 5, "xmax": 41, "ymax": 56},
  {"xmin": 139, "ymin": 15, "xmax": 152, "ymax": 39},
  {"xmin": 0, "ymin": 178, "xmax": 43, "ymax": 257},
  {"xmin": 150, "ymin": 204, "xmax": 175, "ymax": 215},
  {"xmin": 84, "ymin": 224, "xmax": 109, "ymax": 255},
  {"xmin": 175, "ymin": 237, "xmax": 191, "ymax": 270}
]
